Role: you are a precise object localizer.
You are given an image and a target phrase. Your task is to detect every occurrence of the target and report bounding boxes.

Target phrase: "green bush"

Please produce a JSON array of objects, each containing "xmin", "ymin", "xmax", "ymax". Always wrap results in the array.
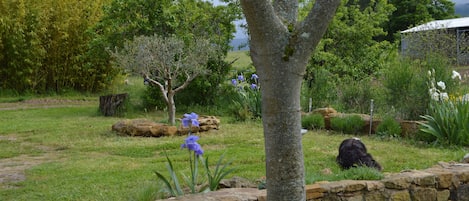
[
  {"xmin": 381, "ymin": 54, "xmax": 456, "ymax": 120},
  {"xmin": 337, "ymin": 78, "xmax": 373, "ymax": 114},
  {"xmin": 302, "ymin": 114, "xmax": 325, "ymax": 130},
  {"xmin": 419, "ymin": 100, "xmax": 469, "ymax": 146},
  {"xmin": 301, "ymin": 67, "xmax": 338, "ymax": 111},
  {"xmin": 330, "ymin": 115, "xmax": 364, "ymax": 134},
  {"xmin": 376, "ymin": 117, "xmax": 402, "ymax": 138}
]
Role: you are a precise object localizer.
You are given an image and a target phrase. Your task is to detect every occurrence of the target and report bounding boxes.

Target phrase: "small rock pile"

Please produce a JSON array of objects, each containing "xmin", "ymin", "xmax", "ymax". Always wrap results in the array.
[{"xmin": 111, "ymin": 116, "xmax": 220, "ymax": 137}]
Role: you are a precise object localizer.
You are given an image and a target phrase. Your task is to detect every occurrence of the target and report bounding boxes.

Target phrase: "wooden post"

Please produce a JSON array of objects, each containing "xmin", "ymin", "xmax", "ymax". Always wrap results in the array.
[{"xmin": 99, "ymin": 93, "xmax": 129, "ymax": 116}]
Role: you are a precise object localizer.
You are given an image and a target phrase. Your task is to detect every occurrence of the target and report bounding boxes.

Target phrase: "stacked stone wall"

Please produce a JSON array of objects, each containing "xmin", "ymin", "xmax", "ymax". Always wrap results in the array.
[{"xmin": 305, "ymin": 162, "xmax": 469, "ymax": 201}]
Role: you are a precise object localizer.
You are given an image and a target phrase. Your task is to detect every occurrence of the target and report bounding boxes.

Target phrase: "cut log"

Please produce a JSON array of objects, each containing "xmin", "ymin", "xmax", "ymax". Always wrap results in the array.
[{"xmin": 99, "ymin": 93, "xmax": 128, "ymax": 116}]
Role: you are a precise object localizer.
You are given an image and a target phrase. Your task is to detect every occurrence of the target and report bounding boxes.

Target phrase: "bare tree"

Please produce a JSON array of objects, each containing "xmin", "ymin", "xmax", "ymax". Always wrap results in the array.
[
  {"xmin": 240, "ymin": 1, "xmax": 340, "ymax": 200},
  {"xmin": 111, "ymin": 35, "xmax": 215, "ymax": 125}
]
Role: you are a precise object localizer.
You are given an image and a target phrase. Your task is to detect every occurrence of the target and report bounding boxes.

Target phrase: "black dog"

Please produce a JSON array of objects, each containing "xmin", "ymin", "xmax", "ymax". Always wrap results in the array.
[{"xmin": 336, "ymin": 138, "xmax": 382, "ymax": 171}]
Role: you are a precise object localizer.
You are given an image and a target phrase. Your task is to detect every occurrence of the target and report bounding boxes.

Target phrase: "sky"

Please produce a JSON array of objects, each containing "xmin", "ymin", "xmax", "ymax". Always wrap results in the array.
[{"xmin": 208, "ymin": 0, "xmax": 247, "ymax": 39}]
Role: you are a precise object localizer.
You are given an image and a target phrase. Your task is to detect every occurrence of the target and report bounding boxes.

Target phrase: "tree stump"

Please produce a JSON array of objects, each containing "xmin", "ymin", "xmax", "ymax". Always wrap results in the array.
[{"xmin": 99, "ymin": 93, "xmax": 128, "ymax": 116}]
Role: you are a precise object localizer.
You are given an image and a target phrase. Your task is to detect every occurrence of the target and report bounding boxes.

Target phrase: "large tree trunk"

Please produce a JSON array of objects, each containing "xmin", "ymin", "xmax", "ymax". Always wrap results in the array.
[
  {"xmin": 258, "ymin": 58, "xmax": 305, "ymax": 200},
  {"xmin": 240, "ymin": 1, "xmax": 340, "ymax": 200}
]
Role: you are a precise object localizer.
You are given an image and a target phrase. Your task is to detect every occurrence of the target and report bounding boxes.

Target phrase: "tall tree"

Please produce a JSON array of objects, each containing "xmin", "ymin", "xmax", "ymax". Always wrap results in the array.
[
  {"xmin": 240, "ymin": 1, "xmax": 340, "ymax": 200},
  {"xmin": 385, "ymin": 0, "xmax": 455, "ymax": 42},
  {"xmin": 110, "ymin": 35, "xmax": 215, "ymax": 125},
  {"xmin": 307, "ymin": 0, "xmax": 395, "ymax": 80}
]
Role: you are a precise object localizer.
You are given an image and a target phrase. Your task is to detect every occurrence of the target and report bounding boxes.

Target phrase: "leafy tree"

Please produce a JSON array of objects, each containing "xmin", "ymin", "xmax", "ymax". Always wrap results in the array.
[
  {"xmin": 110, "ymin": 35, "xmax": 216, "ymax": 125},
  {"xmin": 384, "ymin": 0, "xmax": 455, "ymax": 42},
  {"xmin": 240, "ymin": 0, "xmax": 340, "ymax": 200},
  {"xmin": 0, "ymin": 0, "xmax": 109, "ymax": 93},
  {"xmin": 88, "ymin": 0, "xmax": 240, "ymax": 106},
  {"xmin": 307, "ymin": 0, "xmax": 395, "ymax": 80},
  {"xmin": 0, "ymin": 0, "xmax": 45, "ymax": 93}
]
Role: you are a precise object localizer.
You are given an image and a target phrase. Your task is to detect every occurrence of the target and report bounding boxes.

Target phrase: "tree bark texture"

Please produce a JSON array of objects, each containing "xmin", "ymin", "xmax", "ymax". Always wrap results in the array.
[
  {"xmin": 240, "ymin": 0, "xmax": 340, "ymax": 200},
  {"xmin": 99, "ymin": 93, "xmax": 128, "ymax": 116}
]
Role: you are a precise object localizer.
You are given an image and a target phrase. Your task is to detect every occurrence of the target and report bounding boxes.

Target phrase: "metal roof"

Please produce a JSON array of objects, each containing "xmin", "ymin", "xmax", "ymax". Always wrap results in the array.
[{"xmin": 401, "ymin": 17, "xmax": 469, "ymax": 33}]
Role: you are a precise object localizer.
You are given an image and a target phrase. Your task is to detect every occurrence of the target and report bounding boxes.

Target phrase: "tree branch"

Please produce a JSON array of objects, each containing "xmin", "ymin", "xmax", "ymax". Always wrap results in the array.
[
  {"xmin": 294, "ymin": 0, "xmax": 341, "ymax": 60},
  {"xmin": 273, "ymin": 0, "xmax": 298, "ymax": 25},
  {"xmin": 240, "ymin": 0, "xmax": 288, "ymax": 54}
]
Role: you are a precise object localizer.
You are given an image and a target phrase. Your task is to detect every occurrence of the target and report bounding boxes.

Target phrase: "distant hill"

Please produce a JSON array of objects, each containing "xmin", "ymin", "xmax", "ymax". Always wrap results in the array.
[
  {"xmin": 455, "ymin": 1, "xmax": 469, "ymax": 17},
  {"xmin": 229, "ymin": 38, "xmax": 249, "ymax": 51}
]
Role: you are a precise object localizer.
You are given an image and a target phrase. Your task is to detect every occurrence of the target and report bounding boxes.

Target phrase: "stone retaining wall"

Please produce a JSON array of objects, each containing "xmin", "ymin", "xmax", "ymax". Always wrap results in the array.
[
  {"xmin": 165, "ymin": 162, "xmax": 469, "ymax": 201},
  {"xmin": 303, "ymin": 162, "xmax": 469, "ymax": 201}
]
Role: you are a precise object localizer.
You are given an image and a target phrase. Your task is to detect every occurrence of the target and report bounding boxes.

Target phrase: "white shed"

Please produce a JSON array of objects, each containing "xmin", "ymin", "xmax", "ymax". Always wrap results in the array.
[{"xmin": 401, "ymin": 17, "xmax": 469, "ymax": 65}]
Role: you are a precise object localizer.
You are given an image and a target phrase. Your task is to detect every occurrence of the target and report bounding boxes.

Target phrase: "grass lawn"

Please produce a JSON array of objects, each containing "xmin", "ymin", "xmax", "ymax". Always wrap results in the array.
[
  {"xmin": 0, "ymin": 99, "xmax": 467, "ymax": 200},
  {"xmin": 225, "ymin": 51, "xmax": 252, "ymax": 70}
]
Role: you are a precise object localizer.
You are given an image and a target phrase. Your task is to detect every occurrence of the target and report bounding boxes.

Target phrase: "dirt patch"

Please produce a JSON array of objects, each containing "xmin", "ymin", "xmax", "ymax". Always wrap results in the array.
[
  {"xmin": 0, "ymin": 98, "xmax": 97, "ymax": 111},
  {"xmin": 0, "ymin": 98, "xmax": 91, "ymax": 188},
  {"xmin": 0, "ymin": 135, "xmax": 62, "ymax": 189},
  {"xmin": 0, "ymin": 153, "xmax": 59, "ymax": 189}
]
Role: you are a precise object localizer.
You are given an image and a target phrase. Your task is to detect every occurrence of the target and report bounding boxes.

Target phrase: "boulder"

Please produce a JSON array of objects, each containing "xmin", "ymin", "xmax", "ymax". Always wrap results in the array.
[
  {"xmin": 112, "ymin": 119, "xmax": 177, "ymax": 137},
  {"xmin": 311, "ymin": 107, "xmax": 338, "ymax": 117},
  {"xmin": 462, "ymin": 153, "xmax": 469, "ymax": 163},
  {"xmin": 112, "ymin": 116, "xmax": 221, "ymax": 137},
  {"xmin": 178, "ymin": 115, "xmax": 220, "ymax": 134},
  {"xmin": 219, "ymin": 176, "xmax": 257, "ymax": 189}
]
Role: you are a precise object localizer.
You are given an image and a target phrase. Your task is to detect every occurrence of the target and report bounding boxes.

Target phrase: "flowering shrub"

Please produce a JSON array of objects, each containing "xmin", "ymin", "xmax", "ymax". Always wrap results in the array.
[
  {"xmin": 154, "ymin": 112, "xmax": 235, "ymax": 197},
  {"xmin": 418, "ymin": 70, "xmax": 469, "ymax": 146},
  {"xmin": 229, "ymin": 73, "xmax": 262, "ymax": 121}
]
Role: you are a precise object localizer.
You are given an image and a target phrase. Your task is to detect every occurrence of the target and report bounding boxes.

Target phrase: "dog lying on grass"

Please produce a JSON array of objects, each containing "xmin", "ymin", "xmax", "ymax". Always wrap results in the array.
[{"xmin": 336, "ymin": 138, "xmax": 382, "ymax": 171}]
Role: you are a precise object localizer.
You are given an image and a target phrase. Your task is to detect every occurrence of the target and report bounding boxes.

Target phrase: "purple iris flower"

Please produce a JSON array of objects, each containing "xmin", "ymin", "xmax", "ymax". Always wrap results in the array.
[
  {"xmin": 250, "ymin": 83, "xmax": 257, "ymax": 90},
  {"xmin": 251, "ymin": 74, "xmax": 259, "ymax": 80},
  {"xmin": 231, "ymin": 79, "xmax": 237, "ymax": 86},
  {"xmin": 237, "ymin": 75, "xmax": 245, "ymax": 82},
  {"xmin": 182, "ymin": 112, "xmax": 199, "ymax": 127},
  {"xmin": 181, "ymin": 135, "xmax": 204, "ymax": 156}
]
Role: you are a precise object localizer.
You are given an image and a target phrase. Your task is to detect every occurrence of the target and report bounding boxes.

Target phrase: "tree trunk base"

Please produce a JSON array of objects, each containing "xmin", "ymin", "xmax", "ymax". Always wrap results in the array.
[{"xmin": 99, "ymin": 93, "xmax": 128, "ymax": 116}]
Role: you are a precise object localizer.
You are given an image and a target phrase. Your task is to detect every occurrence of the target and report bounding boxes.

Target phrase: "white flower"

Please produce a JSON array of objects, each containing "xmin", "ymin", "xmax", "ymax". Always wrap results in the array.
[
  {"xmin": 429, "ymin": 88, "xmax": 440, "ymax": 101},
  {"xmin": 437, "ymin": 81, "xmax": 446, "ymax": 90},
  {"xmin": 429, "ymin": 87, "xmax": 437, "ymax": 95},
  {"xmin": 452, "ymin": 70, "xmax": 462, "ymax": 80},
  {"xmin": 440, "ymin": 92, "xmax": 449, "ymax": 101}
]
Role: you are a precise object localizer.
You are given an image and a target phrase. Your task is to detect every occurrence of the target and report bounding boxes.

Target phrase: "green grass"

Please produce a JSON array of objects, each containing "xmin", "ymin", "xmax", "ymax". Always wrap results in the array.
[
  {"xmin": 226, "ymin": 51, "xmax": 252, "ymax": 70},
  {"xmin": 0, "ymin": 81, "xmax": 467, "ymax": 200},
  {"xmin": 0, "ymin": 103, "xmax": 466, "ymax": 200}
]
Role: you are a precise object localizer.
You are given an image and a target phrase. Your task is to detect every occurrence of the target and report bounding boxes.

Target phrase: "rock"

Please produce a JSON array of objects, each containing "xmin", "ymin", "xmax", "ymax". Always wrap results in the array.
[
  {"xmin": 112, "ymin": 116, "xmax": 221, "ymax": 137},
  {"xmin": 112, "ymin": 119, "xmax": 177, "ymax": 137},
  {"xmin": 219, "ymin": 176, "xmax": 257, "ymax": 189},
  {"xmin": 311, "ymin": 107, "xmax": 338, "ymax": 117},
  {"xmin": 158, "ymin": 188, "xmax": 266, "ymax": 201},
  {"xmin": 462, "ymin": 153, "xmax": 469, "ymax": 163},
  {"xmin": 178, "ymin": 115, "xmax": 220, "ymax": 134}
]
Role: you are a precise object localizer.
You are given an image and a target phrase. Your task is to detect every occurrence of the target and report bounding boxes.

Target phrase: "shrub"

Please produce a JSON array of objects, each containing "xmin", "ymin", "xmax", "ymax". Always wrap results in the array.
[
  {"xmin": 380, "ymin": 54, "xmax": 456, "ymax": 120},
  {"xmin": 376, "ymin": 117, "xmax": 402, "ymax": 138},
  {"xmin": 330, "ymin": 115, "xmax": 365, "ymax": 134},
  {"xmin": 302, "ymin": 113, "xmax": 325, "ymax": 130},
  {"xmin": 419, "ymin": 100, "xmax": 469, "ymax": 146},
  {"xmin": 337, "ymin": 78, "xmax": 373, "ymax": 114},
  {"xmin": 301, "ymin": 67, "xmax": 338, "ymax": 111}
]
